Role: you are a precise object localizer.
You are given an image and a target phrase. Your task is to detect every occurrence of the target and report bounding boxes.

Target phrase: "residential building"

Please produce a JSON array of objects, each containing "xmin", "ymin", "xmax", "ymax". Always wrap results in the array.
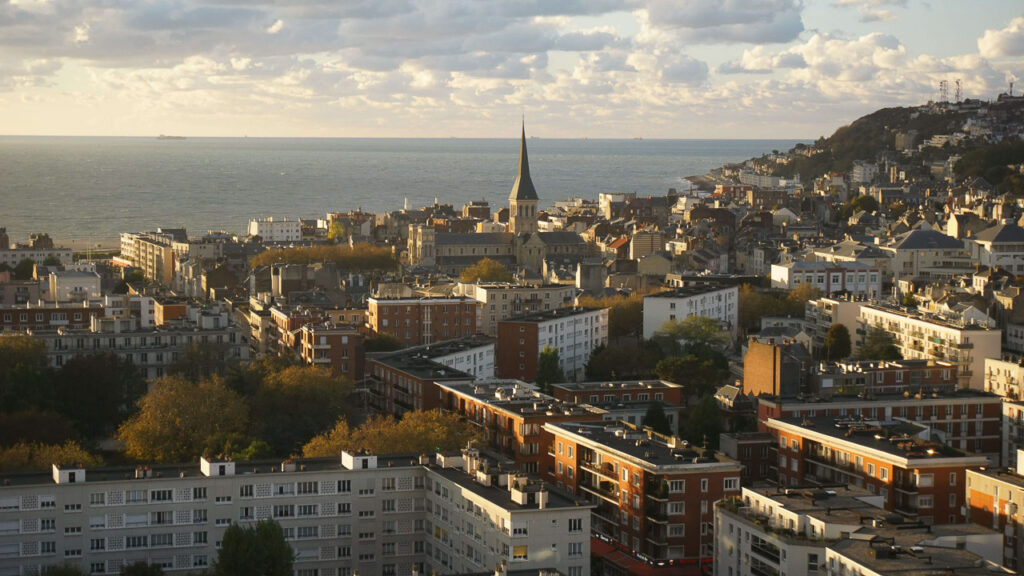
[
  {"xmin": 454, "ymin": 282, "xmax": 576, "ymax": 337},
  {"xmin": 766, "ymin": 416, "xmax": 989, "ymax": 523},
  {"xmin": 0, "ymin": 246, "xmax": 73, "ymax": 268},
  {"xmin": 246, "ymin": 217, "xmax": 301, "ymax": 243},
  {"xmin": 968, "ymin": 221, "xmax": 1024, "ymax": 274},
  {"xmin": 367, "ymin": 297, "xmax": 478, "ymax": 347},
  {"xmin": 825, "ymin": 527, "xmax": 1004, "ymax": 576},
  {"xmin": 364, "ymin": 350, "xmax": 475, "ymax": 417},
  {"xmin": 769, "ymin": 261, "xmax": 881, "ymax": 298},
  {"xmin": 550, "ymin": 380, "xmax": 687, "ymax": 430},
  {"xmin": 546, "ymin": 421, "xmax": 742, "ymax": 574},
  {"xmin": 642, "ymin": 285, "xmax": 739, "ymax": 341},
  {"xmin": 813, "ymin": 359, "xmax": 961, "ymax": 397},
  {"xmin": 438, "ymin": 381, "xmax": 605, "ymax": 475},
  {"xmin": 742, "ymin": 340, "xmax": 811, "ymax": 398},
  {"xmin": 299, "ymin": 323, "xmax": 365, "ymax": 379},
  {"xmin": 0, "ymin": 450, "xmax": 593, "ymax": 576},
  {"xmin": 880, "ymin": 228, "xmax": 973, "ymax": 281},
  {"xmin": 496, "ymin": 307, "xmax": 608, "ymax": 382},
  {"xmin": 718, "ymin": 433, "xmax": 774, "ymax": 484},
  {"xmin": 984, "ymin": 356, "xmax": 1024, "ymax": 468},
  {"xmin": 966, "ymin": 449, "xmax": 1024, "ymax": 571},
  {"xmin": 118, "ymin": 232, "xmax": 177, "ymax": 285},
  {"xmin": 803, "ymin": 296, "xmax": 865, "ymax": 359},
  {"xmin": 0, "ymin": 301, "xmax": 104, "ymax": 333},
  {"xmin": 45, "ymin": 270, "xmax": 102, "ymax": 303},
  {"xmin": 858, "ymin": 303, "xmax": 1002, "ymax": 390}
]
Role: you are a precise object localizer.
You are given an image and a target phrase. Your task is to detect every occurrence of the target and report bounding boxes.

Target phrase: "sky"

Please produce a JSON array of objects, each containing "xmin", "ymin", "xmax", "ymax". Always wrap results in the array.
[{"xmin": 1, "ymin": 0, "xmax": 1023, "ymax": 139}]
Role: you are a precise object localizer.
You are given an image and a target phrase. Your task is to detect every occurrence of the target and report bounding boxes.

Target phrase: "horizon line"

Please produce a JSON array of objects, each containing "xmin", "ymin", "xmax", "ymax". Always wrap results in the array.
[{"xmin": 0, "ymin": 133, "xmax": 815, "ymax": 141}]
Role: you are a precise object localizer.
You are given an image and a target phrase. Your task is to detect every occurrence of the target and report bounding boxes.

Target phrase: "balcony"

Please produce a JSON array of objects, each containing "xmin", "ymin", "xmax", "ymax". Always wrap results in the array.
[
  {"xmin": 580, "ymin": 460, "xmax": 617, "ymax": 481},
  {"xmin": 751, "ymin": 542, "xmax": 781, "ymax": 564},
  {"xmin": 645, "ymin": 506, "xmax": 668, "ymax": 524},
  {"xmin": 580, "ymin": 483, "xmax": 619, "ymax": 505},
  {"xmin": 645, "ymin": 482, "xmax": 669, "ymax": 501}
]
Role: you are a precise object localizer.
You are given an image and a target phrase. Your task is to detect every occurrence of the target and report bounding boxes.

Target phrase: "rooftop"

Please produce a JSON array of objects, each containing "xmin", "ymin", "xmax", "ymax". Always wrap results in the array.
[
  {"xmin": 498, "ymin": 306, "xmax": 605, "ymax": 324},
  {"xmin": 769, "ymin": 416, "xmax": 980, "ymax": 460},
  {"xmin": 644, "ymin": 284, "xmax": 736, "ymax": 299},
  {"xmin": 437, "ymin": 381, "xmax": 603, "ymax": 419},
  {"xmin": 370, "ymin": 350, "xmax": 475, "ymax": 381},
  {"xmin": 551, "ymin": 380, "xmax": 682, "ymax": 392}
]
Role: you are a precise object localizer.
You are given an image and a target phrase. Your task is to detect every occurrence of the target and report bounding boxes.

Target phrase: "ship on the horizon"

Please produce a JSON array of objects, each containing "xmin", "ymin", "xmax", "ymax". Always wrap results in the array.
[{"xmin": 157, "ymin": 134, "xmax": 186, "ymax": 140}]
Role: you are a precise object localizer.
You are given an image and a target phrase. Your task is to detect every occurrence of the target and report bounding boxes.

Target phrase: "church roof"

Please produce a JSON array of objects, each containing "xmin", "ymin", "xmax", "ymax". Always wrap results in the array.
[
  {"xmin": 536, "ymin": 231, "xmax": 585, "ymax": 245},
  {"xmin": 434, "ymin": 232, "xmax": 514, "ymax": 246},
  {"xmin": 508, "ymin": 123, "xmax": 539, "ymax": 201}
]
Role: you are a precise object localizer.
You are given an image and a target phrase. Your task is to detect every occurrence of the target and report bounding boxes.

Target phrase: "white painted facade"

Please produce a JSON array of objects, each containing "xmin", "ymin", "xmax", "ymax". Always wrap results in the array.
[
  {"xmin": 247, "ymin": 217, "xmax": 302, "ymax": 243},
  {"xmin": 642, "ymin": 285, "xmax": 739, "ymax": 341}
]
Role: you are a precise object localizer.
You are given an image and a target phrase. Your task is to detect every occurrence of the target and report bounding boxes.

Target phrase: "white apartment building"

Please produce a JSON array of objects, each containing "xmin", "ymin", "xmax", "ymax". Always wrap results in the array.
[
  {"xmin": 454, "ymin": 282, "xmax": 576, "ymax": 337},
  {"xmin": 642, "ymin": 285, "xmax": 739, "ymax": 341},
  {"xmin": 968, "ymin": 221, "xmax": 1024, "ymax": 274},
  {"xmin": 803, "ymin": 297, "xmax": 865, "ymax": 358},
  {"xmin": 858, "ymin": 304, "xmax": 1001, "ymax": 390},
  {"xmin": 46, "ymin": 271, "xmax": 102, "ymax": 303},
  {"xmin": 497, "ymin": 307, "xmax": 609, "ymax": 382},
  {"xmin": 984, "ymin": 357, "xmax": 1024, "ymax": 468},
  {"xmin": 0, "ymin": 247, "xmax": 73, "ymax": 268},
  {"xmin": 118, "ymin": 233, "xmax": 176, "ymax": 285},
  {"xmin": 770, "ymin": 261, "xmax": 881, "ymax": 298},
  {"xmin": 247, "ymin": 217, "xmax": 301, "ymax": 243},
  {"xmin": 0, "ymin": 450, "xmax": 592, "ymax": 576}
]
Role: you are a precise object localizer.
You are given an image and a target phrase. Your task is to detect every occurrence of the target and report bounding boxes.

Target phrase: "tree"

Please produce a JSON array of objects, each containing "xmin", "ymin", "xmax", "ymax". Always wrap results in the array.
[
  {"xmin": 535, "ymin": 346, "xmax": 565, "ymax": 392},
  {"xmin": 215, "ymin": 520, "xmax": 294, "ymax": 576},
  {"xmin": 459, "ymin": 258, "xmax": 513, "ymax": 283},
  {"xmin": 856, "ymin": 326, "xmax": 902, "ymax": 361},
  {"xmin": 52, "ymin": 352, "xmax": 147, "ymax": 439},
  {"xmin": 655, "ymin": 355, "xmax": 727, "ymax": 397},
  {"xmin": 0, "ymin": 335, "xmax": 53, "ymax": 413},
  {"xmin": 251, "ymin": 366, "xmax": 353, "ymax": 455},
  {"xmin": 823, "ymin": 324, "xmax": 852, "ymax": 361},
  {"xmin": 117, "ymin": 376, "xmax": 249, "ymax": 463},
  {"xmin": 43, "ymin": 254, "xmax": 62, "ymax": 266},
  {"xmin": 902, "ymin": 291, "xmax": 919, "ymax": 307},
  {"xmin": 303, "ymin": 411, "xmax": 484, "ymax": 457},
  {"xmin": 585, "ymin": 342, "xmax": 663, "ymax": 380},
  {"xmin": 0, "ymin": 441, "xmax": 102, "ymax": 471},
  {"xmin": 41, "ymin": 565, "xmax": 89, "ymax": 576},
  {"xmin": 364, "ymin": 333, "xmax": 404, "ymax": 352},
  {"xmin": 250, "ymin": 244, "xmax": 396, "ymax": 271},
  {"xmin": 168, "ymin": 341, "xmax": 238, "ymax": 381},
  {"xmin": 643, "ymin": 402, "xmax": 672, "ymax": 435},
  {"xmin": 120, "ymin": 562, "xmax": 165, "ymax": 576},
  {"xmin": 680, "ymin": 394, "xmax": 724, "ymax": 450},
  {"xmin": 327, "ymin": 221, "xmax": 348, "ymax": 242},
  {"xmin": 13, "ymin": 258, "xmax": 34, "ymax": 280},
  {"xmin": 577, "ymin": 293, "xmax": 644, "ymax": 341},
  {"xmin": 0, "ymin": 410, "xmax": 76, "ymax": 446},
  {"xmin": 657, "ymin": 316, "xmax": 730, "ymax": 351}
]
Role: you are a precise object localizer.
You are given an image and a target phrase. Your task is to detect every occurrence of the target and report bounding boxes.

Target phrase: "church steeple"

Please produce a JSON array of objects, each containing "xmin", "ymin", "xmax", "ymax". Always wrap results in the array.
[{"xmin": 509, "ymin": 122, "xmax": 539, "ymax": 235}]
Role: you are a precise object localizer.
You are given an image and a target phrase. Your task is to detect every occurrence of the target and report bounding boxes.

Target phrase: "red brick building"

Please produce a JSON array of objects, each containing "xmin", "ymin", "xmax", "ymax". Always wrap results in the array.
[
  {"xmin": 719, "ymin": 432, "xmax": 774, "ymax": 484},
  {"xmin": 298, "ymin": 323, "xmax": 365, "ymax": 380},
  {"xmin": 496, "ymin": 307, "xmax": 608, "ymax": 382},
  {"xmin": 546, "ymin": 420, "xmax": 741, "ymax": 574},
  {"xmin": 767, "ymin": 416, "xmax": 989, "ymax": 523},
  {"xmin": 0, "ymin": 302, "xmax": 104, "ymax": 332},
  {"xmin": 966, "ymin": 454, "xmax": 1024, "ymax": 570},
  {"xmin": 367, "ymin": 296, "xmax": 477, "ymax": 347},
  {"xmin": 365, "ymin": 351, "xmax": 475, "ymax": 417}
]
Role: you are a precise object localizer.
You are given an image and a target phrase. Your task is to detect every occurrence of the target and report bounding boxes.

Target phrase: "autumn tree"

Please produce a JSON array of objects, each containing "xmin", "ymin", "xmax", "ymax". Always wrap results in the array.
[
  {"xmin": 577, "ymin": 293, "xmax": 644, "ymax": 341},
  {"xmin": 251, "ymin": 366, "xmax": 353, "ymax": 454},
  {"xmin": 823, "ymin": 323, "xmax": 852, "ymax": 361},
  {"xmin": 0, "ymin": 410, "xmax": 76, "ymax": 446},
  {"xmin": 643, "ymin": 402, "xmax": 672, "ymax": 435},
  {"xmin": 53, "ymin": 352, "xmax": 147, "ymax": 439},
  {"xmin": 856, "ymin": 327, "xmax": 902, "ymax": 361},
  {"xmin": 680, "ymin": 394, "xmax": 724, "ymax": 450},
  {"xmin": 215, "ymin": 520, "xmax": 294, "ymax": 576},
  {"xmin": 0, "ymin": 335, "xmax": 54, "ymax": 413},
  {"xmin": 535, "ymin": 346, "xmax": 565, "ymax": 392},
  {"xmin": 364, "ymin": 333, "xmax": 404, "ymax": 352},
  {"xmin": 657, "ymin": 316, "xmax": 730, "ymax": 351},
  {"xmin": 303, "ymin": 411, "xmax": 484, "ymax": 457},
  {"xmin": 459, "ymin": 258, "xmax": 513, "ymax": 283},
  {"xmin": 327, "ymin": 221, "xmax": 348, "ymax": 242},
  {"xmin": 0, "ymin": 441, "xmax": 102, "ymax": 471},
  {"xmin": 168, "ymin": 341, "xmax": 238, "ymax": 381},
  {"xmin": 118, "ymin": 376, "xmax": 249, "ymax": 463}
]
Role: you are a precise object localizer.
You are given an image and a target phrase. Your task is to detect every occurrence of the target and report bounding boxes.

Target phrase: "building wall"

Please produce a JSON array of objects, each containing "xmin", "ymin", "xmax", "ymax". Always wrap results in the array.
[
  {"xmin": 496, "ymin": 309, "xmax": 608, "ymax": 382},
  {"xmin": 368, "ymin": 298, "xmax": 477, "ymax": 347},
  {"xmin": 247, "ymin": 218, "xmax": 301, "ymax": 243},
  {"xmin": 642, "ymin": 286, "xmax": 739, "ymax": 341}
]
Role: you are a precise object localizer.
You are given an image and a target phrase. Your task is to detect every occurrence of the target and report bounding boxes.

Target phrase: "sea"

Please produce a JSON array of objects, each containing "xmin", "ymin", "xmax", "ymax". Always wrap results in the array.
[{"xmin": 0, "ymin": 136, "xmax": 806, "ymax": 248}]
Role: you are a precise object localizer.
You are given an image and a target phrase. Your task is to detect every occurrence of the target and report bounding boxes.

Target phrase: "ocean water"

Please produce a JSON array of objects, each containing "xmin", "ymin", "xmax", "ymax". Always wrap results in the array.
[{"xmin": 0, "ymin": 136, "xmax": 804, "ymax": 247}]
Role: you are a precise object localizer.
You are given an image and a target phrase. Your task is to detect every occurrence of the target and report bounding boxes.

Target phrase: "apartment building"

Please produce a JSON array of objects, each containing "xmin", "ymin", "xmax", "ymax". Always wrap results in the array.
[
  {"xmin": 0, "ymin": 450, "xmax": 593, "ymax": 576},
  {"xmin": 453, "ymin": 282, "xmax": 576, "ymax": 337},
  {"xmin": 118, "ymin": 232, "xmax": 176, "ymax": 285},
  {"xmin": 247, "ymin": 217, "xmax": 301, "ymax": 243},
  {"xmin": 757, "ymin": 389, "xmax": 1002, "ymax": 465},
  {"xmin": 813, "ymin": 359, "xmax": 960, "ymax": 396},
  {"xmin": 0, "ymin": 301, "xmax": 104, "ymax": 333},
  {"xmin": 437, "ymin": 381, "xmax": 605, "ymax": 475},
  {"xmin": 367, "ymin": 297, "xmax": 478, "ymax": 347},
  {"xmin": 642, "ymin": 285, "xmax": 738, "ymax": 341},
  {"xmin": 803, "ymin": 296, "xmax": 865, "ymax": 359},
  {"xmin": 825, "ymin": 527, "xmax": 1003, "ymax": 576},
  {"xmin": 880, "ymin": 227, "xmax": 973, "ymax": 281},
  {"xmin": 966, "ymin": 449, "xmax": 1024, "ymax": 571},
  {"xmin": 546, "ymin": 421, "xmax": 742, "ymax": 574},
  {"xmin": 496, "ymin": 307, "xmax": 608, "ymax": 382},
  {"xmin": 718, "ymin": 433, "xmax": 774, "ymax": 484},
  {"xmin": 364, "ymin": 351, "xmax": 475, "ymax": 417},
  {"xmin": 770, "ymin": 261, "xmax": 882, "ymax": 298},
  {"xmin": 984, "ymin": 357, "xmax": 1024, "ymax": 467},
  {"xmin": 298, "ymin": 324, "xmax": 365, "ymax": 379},
  {"xmin": 550, "ymin": 380, "xmax": 687, "ymax": 430},
  {"xmin": 766, "ymin": 416, "xmax": 989, "ymax": 523},
  {"xmin": 858, "ymin": 303, "xmax": 1001, "ymax": 390}
]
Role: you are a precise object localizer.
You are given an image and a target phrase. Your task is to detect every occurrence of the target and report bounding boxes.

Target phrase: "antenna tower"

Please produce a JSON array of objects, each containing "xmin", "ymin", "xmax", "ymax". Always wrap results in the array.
[
  {"xmin": 938, "ymin": 80, "xmax": 949, "ymax": 104},
  {"xmin": 954, "ymin": 79, "xmax": 962, "ymax": 103}
]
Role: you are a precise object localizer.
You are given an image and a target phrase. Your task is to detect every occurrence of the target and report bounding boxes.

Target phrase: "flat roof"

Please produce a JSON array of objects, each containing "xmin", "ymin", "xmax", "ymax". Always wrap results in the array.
[
  {"xmin": 828, "ymin": 529, "xmax": 997, "ymax": 576},
  {"xmin": 644, "ymin": 284, "xmax": 736, "ymax": 298},
  {"xmin": 552, "ymin": 380, "xmax": 682, "ymax": 392},
  {"xmin": 436, "ymin": 381, "xmax": 602, "ymax": 418},
  {"xmin": 770, "ymin": 416, "xmax": 976, "ymax": 460},
  {"xmin": 370, "ymin": 352, "xmax": 475, "ymax": 381},
  {"xmin": 546, "ymin": 421, "xmax": 740, "ymax": 470},
  {"xmin": 499, "ymin": 306, "xmax": 604, "ymax": 324}
]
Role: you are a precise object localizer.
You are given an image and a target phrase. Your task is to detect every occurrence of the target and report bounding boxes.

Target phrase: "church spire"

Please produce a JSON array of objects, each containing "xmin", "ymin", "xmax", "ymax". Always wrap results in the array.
[{"xmin": 509, "ymin": 121, "xmax": 538, "ymax": 201}]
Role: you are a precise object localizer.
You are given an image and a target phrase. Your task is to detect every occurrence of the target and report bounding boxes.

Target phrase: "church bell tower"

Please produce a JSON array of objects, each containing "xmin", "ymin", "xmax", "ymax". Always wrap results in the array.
[{"xmin": 508, "ymin": 123, "xmax": 539, "ymax": 236}]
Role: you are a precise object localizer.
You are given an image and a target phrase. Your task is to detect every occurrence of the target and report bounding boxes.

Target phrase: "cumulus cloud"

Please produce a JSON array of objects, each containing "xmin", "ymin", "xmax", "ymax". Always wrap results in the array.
[
  {"xmin": 643, "ymin": 0, "xmax": 805, "ymax": 44},
  {"xmin": 979, "ymin": 17, "xmax": 1024, "ymax": 59},
  {"xmin": 266, "ymin": 20, "xmax": 284, "ymax": 35}
]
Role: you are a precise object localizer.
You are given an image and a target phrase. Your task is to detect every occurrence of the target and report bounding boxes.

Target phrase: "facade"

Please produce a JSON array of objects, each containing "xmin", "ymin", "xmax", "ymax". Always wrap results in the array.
[
  {"xmin": 454, "ymin": 282, "xmax": 576, "ymax": 337},
  {"xmin": 813, "ymin": 358, "xmax": 961, "ymax": 396},
  {"xmin": 0, "ymin": 302, "xmax": 104, "ymax": 333},
  {"xmin": 508, "ymin": 124, "xmax": 539, "ymax": 237},
  {"xmin": 0, "ymin": 246, "xmax": 73, "ymax": 268},
  {"xmin": 550, "ymin": 380, "xmax": 687, "ymax": 431},
  {"xmin": 364, "ymin": 351, "xmax": 475, "ymax": 417},
  {"xmin": 858, "ymin": 304, "xmax": 1002, "ymax": 390},
  {"xmin": 968, "ymin": 222, "xmax": 1024, "ymax": 274},
  {"xmin": 880, "ymin": 228, "xmax": 973, "ymax": 280},
  {"xmin": 769, "ymin": 261, "xmax": 881, "ymax": 298},
  {"xmin": 966, "ymin": 449, "xmax": 1024, "ymax": 571},
  {"xmin": 803, "ymin": 297, "xmax": 865, "ymax": 359},
  {"xmin": 825, "ymin": 528, "xmax": 1003, "ymax": 576},
  {"xmin": 742, "ymin": 340, "xmax": 811, "ymax": 398},
  {"xmin": 766, "ymin": 416, "xmax": 989, "ymax": 523},
  {"xmin": 247, "ymin": 217, "xmax": 301, "ymax": 243},
  {"xmin": 0, "ymin": 451, "xmax": 593, "ymax": 576},
  {"xmin": 642, "ymin": 285, "xmax": 739, "ymax": 341},
  {"xmin": 718, "ymin": 433, "xmax": 774, "ymax": 484},
  {"xmin": 437, "ymin": 381, "xmax": 605, "ymax": 475},
  {"xmin": 46, "ymin": 271, "xmax": 102, "ymax": 303},
  {"xmin": 984, "ymin": 357, "xmax": 1024, "ymax": 467},
  {"xmin": 367, "ymin": 297, "xmax": 477, "ymax": 348},
  {"xmin": 496, "ymin": 307, "xmax": 608, "ymax": 382},
  {"xmin": 118, "ymin": 232, "xmax": 176, "ymax": 285},
  {"xmin": 298, "ymin": 324, "xmax": 365, "ymax": 379},
  {"xmin": 546, "ymin": 421, "xmax": 742, "ymax": 572}
]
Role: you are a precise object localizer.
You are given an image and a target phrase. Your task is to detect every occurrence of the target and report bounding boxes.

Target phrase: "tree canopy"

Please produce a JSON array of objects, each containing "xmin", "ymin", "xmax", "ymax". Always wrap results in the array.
[
  {"xmin": 577, "ymin": 293, "xmax": 644, "ymax": 341},
  {"xmin": 251, "ymin": 366, "xmax": 353, "ymax": 455},
  {"xmin": 303, "ymin": 411, "xmax": 484, "ymax": 457},
  {"xmin": 250, "ymin": 243, "xmax": 396, "ymax": 271},
  {"xmin": 364, "ymin": 333, "xmax": 404, "ymax": 352},
  {"xmin": 643, "ymin": 402, "xmax": 672, "ymax": 435},
  {"xmin": 824, "ymin": 323, "xmax": 852, "ymax": 362},
  {"xmin": 118, "ymin": 376, "xmax": 249, "ymax": 463},
  {"xmin": 327, "ymin": 221, "xmax": 348, "ymax": 241},
  {"xmin": 459, "ymin": 258, "xmax": 513, "ymax": 283},
  {"xmin": 856, "ymin": 326, "xmax": 902, "ymax": 361},
  {"xmin": 655, "ymin": 354, "xmax": 727, "ymax": 396},
  {"xmin": 680, "ymin": 394, "xmax": 724, "ymax": 450},
  {"xmin": 535, "ymin": 346, "xmax": 566, "ymax": 392},
  {"xmin": 215, "ymin": 520, "xmax": 294, "ymax": 576},
  {"xmin": 13, "ymin": 258, "xmax": 34, "ymax": 280},
  {"xmin": 585, "ymin": 342, "xmax": 663, "ymax": 380},
  {"xmin": 657, "ymin": 316, "xmax": 730, "ymax": 350},
  {"xmin": 737, "ymin": 284, "xmax": 819, "ymax": 334},
  {"xmin": 0, "ymin": 441, "xmax": 102, "ymax": 472},
  {"xmin": 53, "ymin": 352, "xmax": 147, "ymax": 439}
]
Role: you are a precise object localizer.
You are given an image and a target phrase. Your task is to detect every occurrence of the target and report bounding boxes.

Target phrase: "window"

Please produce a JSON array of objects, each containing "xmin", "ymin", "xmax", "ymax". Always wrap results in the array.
[
  {"xmin": 382, "ymin": 499, "xmax": 396, "ymax": 512},
  {"xmin": 337, "ymin": 502, "xmax": 351, "ymax": 515},
  {"xmin": 297, "ymin": 526, "xmax": 318, "ymax": 539},
  {"xmin": 239, "ymin": 485, "xmax": 253, "ymax": 498},
  {"xmin": 297, "ymin": 481, "xmax": 318, "ymax": 495},
  {"xmin": 151, "ymin": 489, "xmax": 173, "ymax": 502},
  {"xmin": 382, "ymin": 478, "xmax": 396, "ymax": 491},
  {"xmin": 568, "ymin": 518, "xmax": 583, "ymax": 533},
  {"xmin": 513, "ymin": 545, "xmax": 529, "ymax": 560},
  {"xmin": 668, "ymin": 502, "xmax": 685, "ymax": 515},
  {"xmin": 700, "ymin": 478, "xmax": 708, "ymax": 492},
  {"xmin": 126, "ymin": 535, "xmax": 148, "ymax": 549},
  {"xmin": 192, "ymin": 487, "xmax": 207, "ymax": 500},
  {"xmin": 193, "ymin": 509, "xmax": 207, "ymax": 523},
  {"xmin": 568, "ymin": 542, "xmax": 583, "ymax": 557},
  {"xmin": 808, "ymin": 553, "xmax": 820, "ymax": 572},
  {"xmin": 298, "ymin": 504, "xmax": 318, "ymax": 517},
  {"xmin": 669, "ymin": 480, "xmax": 685, "ymax": 492},
  {"xmin": 918, "ymin": 495, "xmax": 934, "ymax": 509},
  {"xmin": 724, "ymin": 477, "xmax": 739, "ymax": 491},
  {"xmin": 273, "ymin": 505, "xmax": 294, "ymax": 518},
  {"xmin": 338, "ymin": 480, "xmax": 351, "ymax": 493},
  {"xmin": 89, "ymin": 493, "xmax": 105, "ymax": 506},
  {"xmin": 90, "ymin": 538, "xmax": 105, "ymax": 551}
]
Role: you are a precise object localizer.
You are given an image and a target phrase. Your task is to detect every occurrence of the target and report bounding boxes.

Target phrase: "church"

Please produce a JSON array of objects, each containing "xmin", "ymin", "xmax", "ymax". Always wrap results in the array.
[{"xmin": 407, "ymin": 124, "xmax": 588, "ymax": 276}]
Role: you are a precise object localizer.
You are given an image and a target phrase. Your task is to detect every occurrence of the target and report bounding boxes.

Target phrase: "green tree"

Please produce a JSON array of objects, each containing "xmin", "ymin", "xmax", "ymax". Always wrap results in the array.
[
  {"xmin": 13, "ymin": 258, "xmax": 34, "ymax": 280},
  {"xmin": 823, "ymin": 324, "xmax": 852, "ymax": 362},
  {"xmin": 657, "ymin": 316, "xmax": 730, "ymax": 350},
  {"xmin": 839, "ymin": 194, "xmax": 880, "ymax": 219},
  {"xmin": 251, "ymin": 366, "xmax": 353, "ymax": 455},
  {"xmin": 643, "ymin": 402, "xmax": 672, "ymax": 435},
  {"xmin": 855, "ymin": 327, "xmax": 902, "ymax": 361},
  {"xmin": 459, "ymin": 258, "xmax": 513, "ymax": 283},
  {"xmin": 0, "ymin": 441, "xmax": 102, "ymax": 471},
  {"xmin": 585, "ymin": 342, "xmax": 663, "ymax": 380},
  {"xmin": 53, "ymin": 352, "xmax": 147, "ymax": 439},
  {"xmin": 120, "ymin": 562, "xmax": 165, "ymax": 576},
  {"xmin": 215, "ymin": 520, "xmax": 294, "ymax": 576},
  {"xmin": 303, "ymin": 411, "xmax": 484, "ymax": 457},
  {"xmin": 168, "ymin": 341, "xmax": 238, "ymax": 381},
  {"xmin": 655, "ymin": 354, "xmax": 727, "ymax": 396},
  {"xmin": 327, "ymin": 221, "xmax": 348, "ymax": 242},
  {"xmin": 577, "ymin": 294, "xmax": 644, "ymax": 341},
  {"xmin": 43, "ymin": 254, "xmax": 62, "ymax": 266},
  {"xmin": 0, "ymin": 410, "xmax": 76, "ymax": 446},
  {"xmin": 0, "ymin": 335, "xmax": 54, "ymax": 413},
  {"xmin": 902, "ymin": 291, "xmax": 919, "ymax": 307},
  {"xmin": 117, "ymin": 376, "xmax": 249, "ymax": 463},
  {"xmin": 535, "ymin": 346, "xmax": 565, "ymax": 392},
  {"xmin": 680, "ymin": 394, "xmax": 724, "ymax": 450},
  {"xmin": 364, "ymin": 333, "xmax": 404, "ymax": 352}
]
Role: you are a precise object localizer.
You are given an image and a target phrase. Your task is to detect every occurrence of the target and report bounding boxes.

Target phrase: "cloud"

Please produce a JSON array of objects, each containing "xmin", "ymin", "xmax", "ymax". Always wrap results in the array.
[
  {"xmin": 266, "ymin": 19, "xmax": 284, "ymax": 35},
  {"xmin": 859, "ymin": 9, "xmax": 893, "ymax": 22},
  {"xmin": 978, "ymin": 17, "xmax": 1024, "ymax": 59},
  {"xmin": 642, "ymin": 0, "xmax": 805, "ymax": 44}
]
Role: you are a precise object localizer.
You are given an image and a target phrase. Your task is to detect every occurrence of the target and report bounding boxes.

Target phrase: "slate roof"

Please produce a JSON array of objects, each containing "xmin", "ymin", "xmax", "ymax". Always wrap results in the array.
[
  {"xmin": 536, "ymin": 231, "xmax": 585, "ymax": 245},
  {"xmin": 974, "ymin": 222, "xmax": 1024, "ymax": 244},
  {"xmin": 508, "ymin": 123, "xmax": 539, "ymax": 201},
  {"xmin": 434, "ymin": 232, "xmax": 514, "ymax": 246},
  {"xmin": 889, "ymin": 229, "xmax": 964, "ymax": 250}
]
